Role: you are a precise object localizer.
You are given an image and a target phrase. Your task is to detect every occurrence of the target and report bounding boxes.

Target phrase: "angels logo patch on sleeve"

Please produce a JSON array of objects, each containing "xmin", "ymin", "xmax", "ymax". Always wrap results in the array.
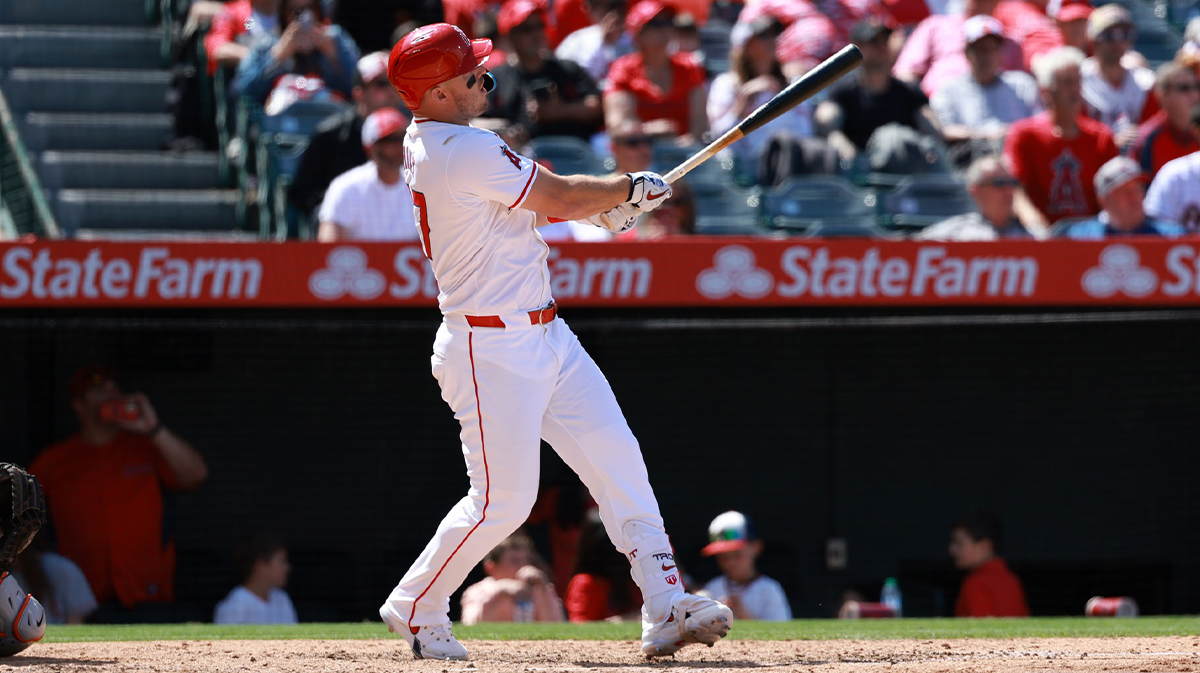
[{"xmin": 501, "ymin": 146, "xmax": 522, "ymax": 169}]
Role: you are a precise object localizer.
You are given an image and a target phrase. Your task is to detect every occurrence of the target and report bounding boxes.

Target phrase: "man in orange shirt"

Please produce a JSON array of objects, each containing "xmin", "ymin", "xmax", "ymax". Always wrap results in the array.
[
  {"xmin": 949, "ymin": 512, "xmax": 1030, "ymax": 617},
  {"xmin": 29, "ymin": 366, "xmax": 208, "ymax": 609}
]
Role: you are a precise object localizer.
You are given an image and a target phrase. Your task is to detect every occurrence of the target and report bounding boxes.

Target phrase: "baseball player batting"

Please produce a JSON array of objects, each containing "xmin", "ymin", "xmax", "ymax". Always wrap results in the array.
[{"xmin": 379, "ymin": 23, "xmax": 732, "ymax": 661}]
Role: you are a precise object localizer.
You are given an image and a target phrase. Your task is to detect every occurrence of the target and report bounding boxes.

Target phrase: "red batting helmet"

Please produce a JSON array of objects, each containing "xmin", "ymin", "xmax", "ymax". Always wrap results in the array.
[{"xmin": 388, "ymin": 23, "xmax": 493, "ymax": 111}]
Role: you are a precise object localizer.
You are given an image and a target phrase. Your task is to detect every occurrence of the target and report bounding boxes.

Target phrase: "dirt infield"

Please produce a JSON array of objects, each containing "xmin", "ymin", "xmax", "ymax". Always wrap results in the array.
[{"xmin": 7, "ymin": 637, "xmax": 1200, "ymax": 672}]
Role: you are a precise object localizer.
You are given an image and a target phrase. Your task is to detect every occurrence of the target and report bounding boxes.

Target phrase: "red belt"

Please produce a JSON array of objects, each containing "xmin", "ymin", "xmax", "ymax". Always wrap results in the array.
[{"xmin": 465, "ymin": 303, "xmax": 557, "ymax": 328}]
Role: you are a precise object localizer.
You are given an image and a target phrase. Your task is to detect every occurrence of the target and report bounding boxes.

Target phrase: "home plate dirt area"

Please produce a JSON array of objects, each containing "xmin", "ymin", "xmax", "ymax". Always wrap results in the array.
[{"xmin": 9, "ymin": 637, "xmax": 1200, "ymax": 673}]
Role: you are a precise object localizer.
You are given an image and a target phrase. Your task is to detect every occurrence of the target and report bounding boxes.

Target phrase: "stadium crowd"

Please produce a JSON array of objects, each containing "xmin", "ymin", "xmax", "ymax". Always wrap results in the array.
[{"xmin": 177, "ymin": 0, "xmax": 1200, "ymax": 239}]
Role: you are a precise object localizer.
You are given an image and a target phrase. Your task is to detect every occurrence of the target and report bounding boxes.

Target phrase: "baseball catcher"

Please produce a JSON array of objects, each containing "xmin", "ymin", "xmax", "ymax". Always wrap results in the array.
[{"xmin": 0, "ymin": 463, "xmax": 47, "ymax": 655}]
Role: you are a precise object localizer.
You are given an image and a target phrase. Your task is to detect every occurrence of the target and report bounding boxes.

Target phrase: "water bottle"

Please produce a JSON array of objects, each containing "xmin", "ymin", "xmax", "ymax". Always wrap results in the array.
[{"xmin": 881, "ymin": 577, "xmax": 903, "ymax": 618}]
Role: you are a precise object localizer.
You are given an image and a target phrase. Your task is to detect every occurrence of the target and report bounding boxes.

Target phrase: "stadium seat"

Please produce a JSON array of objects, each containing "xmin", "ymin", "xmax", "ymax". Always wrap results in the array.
[
  {"xmin": 693, "ymin": 184, "xmax": 761, "ymax": 234},
  {"xmin": 802, "ymin": 219, "xmax": 902, "ymax": 239},
  {"xmin": 696, "ymin": 19, "xmax": 733, "ymax": 76},
  {"xmin": 651, "ymin": 141, "xmax": 738, "ymax": 194},
  {"xmin": 525, "ymin": 135, "xmax": 607, "ymax": 176},
  {"xmin": 880, "ymin": 174, "xmax": 974, "ymax": 231},
  {"xmin": 760, "ymin": 175, "xmax": 878, "ymax": 231}
]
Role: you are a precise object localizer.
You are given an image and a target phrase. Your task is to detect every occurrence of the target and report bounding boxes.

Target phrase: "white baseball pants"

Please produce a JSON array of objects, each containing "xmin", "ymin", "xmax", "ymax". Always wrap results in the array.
[{"xmin": 381, "ymin": 316, "xmax": 666, "ymax": 627}]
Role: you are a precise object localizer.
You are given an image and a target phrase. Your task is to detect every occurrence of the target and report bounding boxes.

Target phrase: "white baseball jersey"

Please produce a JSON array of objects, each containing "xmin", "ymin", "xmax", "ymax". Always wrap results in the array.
[
  {"xmin": 1081, "ymin": 58, "xmax": 1155, "ymax": 131},
  {"xmin": 1144, "ymin": 152, "xmax": 1200, "ymax": 233},
  {"xmin": 403, "ymin": 119, "xmax": 551, "ymax": 316},
  {"xmin": 318, "ymin": 162, "xmax": 419, "ymax": 241}
]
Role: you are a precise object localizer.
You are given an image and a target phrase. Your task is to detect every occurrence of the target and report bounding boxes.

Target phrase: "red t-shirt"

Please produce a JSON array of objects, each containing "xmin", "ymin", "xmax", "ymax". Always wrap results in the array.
[
  {"xmin": 1129, "ymin": 110, "xmax": 1200, "ymax": 180},
  {"xmin": 955, "ymin": 558, "xmax": 1031, "ymax": 617},
  {"xmin": 1004, "ymin": 112, "xmax": 1119, "ymax": 219},
  {"xmin": 203, "ymin": 0, "xmax": 251, "ymax": 75},
  {"xmin": 605, "ymin": 52, "xmax": 707, "ymax": 135},
  {"xmin": 565, "ymin": 573, "xmax": 641, "ymax": 622},
  {"xmin": 30, "ymin": 433, "xmax": 180, "ymax": 607},
  {"xmin": 994, "ymin": 0, "xmax": 1063, "ymax": 72}
]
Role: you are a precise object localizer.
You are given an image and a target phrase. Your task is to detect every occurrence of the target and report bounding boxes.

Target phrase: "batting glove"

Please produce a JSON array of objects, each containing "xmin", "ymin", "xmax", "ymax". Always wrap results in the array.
[
  {"xmin": 626, "ymin": 172, "xmax": 673, "ymax": 212},
  {"xmin": 582, "ymin": 203, "xmax": 640, "ymax": 233}
]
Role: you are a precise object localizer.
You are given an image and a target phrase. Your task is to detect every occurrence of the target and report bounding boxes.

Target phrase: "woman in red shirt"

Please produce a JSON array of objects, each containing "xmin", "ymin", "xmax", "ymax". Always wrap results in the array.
[
  {"xmin": 603, "ymin": 0, "xmax": 708, "ymax": 144},
  {"xmin": 565, "ymin": 509, "xmax": 643, "ymax": 621}
]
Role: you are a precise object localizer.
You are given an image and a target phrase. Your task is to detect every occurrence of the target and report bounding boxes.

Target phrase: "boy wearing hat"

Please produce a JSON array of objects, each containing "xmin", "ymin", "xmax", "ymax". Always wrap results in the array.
[
  {"xmin": 317, "ymin": 107, "xmax": 419, "ymax": 241},
  {"xmin": 1061, "ymin": 155, "xmax": 1183, "ymax": 237},
  {"xmin": 698, "ymin": 512, "xmax": 792, "ymax": 621}
]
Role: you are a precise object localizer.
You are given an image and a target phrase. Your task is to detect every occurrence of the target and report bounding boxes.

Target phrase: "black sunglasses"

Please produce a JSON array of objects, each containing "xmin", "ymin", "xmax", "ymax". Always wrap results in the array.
[
  {"xmin": 1096, "ymin": 26, "xmax": 1135, "ymax": 42},
  {"xmin": 465, "ymin": 71, "xmax": 496, "ymax": 92},
  {"xmin": 978, "ymin": 177, "xmax": 1019, "ymax": 188},
  {"xmin": 643, "ymin": 17, "xmax": 674, "ymax": 29},
  {"xmin": 615, "ymin": 135, "xmax": 652, "ymax": 147}
]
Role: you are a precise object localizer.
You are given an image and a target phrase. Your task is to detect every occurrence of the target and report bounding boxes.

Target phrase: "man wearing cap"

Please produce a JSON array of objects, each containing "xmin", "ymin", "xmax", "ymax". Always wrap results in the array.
[
  {"xmin": 1129, "ymin": 62, "xmax": 1200, "ymax": 179},
  {"xmin": 893, "ymin": 0, "xmax": 1024, "ymax": 99},
  {"xmin": 555, "ymin": 0, "xmax": 634, "ymax": 86},
  {"xmin": 28, "ymin": 367, "xmax": 208, "ymax": 610},
  {"xmin": 1144, "ymin": 102, "xmax": 1200, "ymax": 232},
  {"xmin": 816, "ymin": 18, "xmax": 941, "ymax": 162},
  {"xmin": 697, "ymin": 512, "xmax": 792, "ymax": 622},
  {"xmin": 1081, "ymin": 4, "xmax": 1156, "ymax": 150},
  {"xmin": 1059, "ymin": 155, "xmax": 1183, "ymax": 236},
  {"xmin": 379, "ymin": 23, "xmax": 730, "ymax": 661},
  {"xmin": 1004, "ymin": 46, "xmax": 1118, "ymax": 231},
  {"xmin": 317, "ymin": 108, "xmax": 418, "ymax": 241},
  {"xmin": 1049, "ymin": 0, "xmax": 1094, "ymax": 52},
  {"xmin": 290, "ymin": 52, "xmax": 407, "ymax": 221},
  {"xmin": 931, "ymin": 15, "xmax": 1040, "ymax": 166},
  {"xmin": 916, "ymin": 155, "xmax": 1032, "ymax": 239},
  {"xmin": 476, "ymin": 0, "xmax": 603, "ymax": 145}
]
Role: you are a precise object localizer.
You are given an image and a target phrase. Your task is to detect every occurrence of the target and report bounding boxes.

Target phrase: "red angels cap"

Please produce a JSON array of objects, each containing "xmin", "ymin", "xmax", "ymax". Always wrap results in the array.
[
  {"xmin": 356, "ymin": 51, "xmax": 390, "ymax": 85},
  {"xmin": 1053, "ymin": 0, "xmax": 1094, "ymax": 22},
  {"xmin": 963, "ymin": 14, "xmax": 1005, "ymax": 45},
  {"xmin": 362, "ymin": 108, "xmax": 408, "ymax": 150},
  {"xmin": 388, "ymin": 23, "xmax": 493, "ymax": 110},
  {"xmin": 700, "ymin": 511, "xmax": 757, "ymax": 556},
  {"xmin": 626, "ymin": 0, "xmax": 672, "ymax": 34},
  {"xmin": 498, "ymin": 0, "xmax": 547, "ymax": 35}
]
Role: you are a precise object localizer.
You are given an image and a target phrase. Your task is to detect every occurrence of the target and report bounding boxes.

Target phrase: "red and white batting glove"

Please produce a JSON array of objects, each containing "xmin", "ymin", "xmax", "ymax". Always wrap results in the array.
[
  {"xmin": 582, "ymin": 203, "xmax": 640, "ymax": 233},
  {"xmin": 626, "ymin": 172, "xmax": 672, "ymax": 212}
]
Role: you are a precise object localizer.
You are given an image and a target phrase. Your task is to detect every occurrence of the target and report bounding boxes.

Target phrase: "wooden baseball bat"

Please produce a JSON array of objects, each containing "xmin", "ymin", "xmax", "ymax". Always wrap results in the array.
[{"xmin": 663, "ymin": 44, "xmax": 863, "ymax": 184}]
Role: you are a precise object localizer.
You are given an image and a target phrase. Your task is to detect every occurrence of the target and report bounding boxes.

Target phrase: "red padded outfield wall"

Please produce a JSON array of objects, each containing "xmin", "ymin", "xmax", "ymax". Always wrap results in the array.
[{"xmin": 3, "ymin": 239, "xmax": 1200, "ymax": 307}]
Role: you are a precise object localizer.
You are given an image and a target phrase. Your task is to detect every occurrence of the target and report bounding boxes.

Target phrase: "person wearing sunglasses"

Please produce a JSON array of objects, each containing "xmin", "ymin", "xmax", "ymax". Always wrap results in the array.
[
  {"xmin": 916, "ymin": 155, "xmax": 1032, "ymax": 240},
  {"xmin": 476, "ymin": 0, "xmax": 604, "ymax": 147},
  {"xmin": 1129, "ymin": 62, "xmax": 1200, "ymax": 179},
  {"xmin": 1081, "ymin": 4, "xmax": 1155, "ymax": 151},
  {"xmin": 604, "ymin": 0, "xmax": 708, "ymax": 144}
]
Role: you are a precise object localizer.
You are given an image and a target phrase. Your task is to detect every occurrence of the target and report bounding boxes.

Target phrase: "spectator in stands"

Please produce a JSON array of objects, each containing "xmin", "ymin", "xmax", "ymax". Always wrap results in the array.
[
  {"xmin": 477, "ymin": 0, "xmax": 604, "ymax": 149},
  {"xmin": 1081, "ymin": 5, "xmax": 1155, "ymax": 151},
  {"xmin": 931, "ymin": 16, "xmax": 1040, "ymax": 168},
  {"xmin": 1181, "ymin": 19, "xmax": 1200, "ymax": 71},
  {"xmin": 555, "ymin": 0, "xmax": 633, "ymax": 86},
  {"xmin": 1060, "ymin": 156, "xmax": 1183, "ymax": 237},
  {"xmin": 893, "ymin": 0, "xmax": 1024, "ymax": 99},
  {"xmin": 232, "ymin": 0, "xmax": 361, "ymax": 105},
  {"xmin": 604, "ymin": 0, "xmax": 709, "ymax": 144},
  {"xmin": 709, "ymin": 17, "xmax": 814, "ymax": 166},
  {"xmin": 949, "ymin": 512, "xmax": 1030, "ymax": 617},
  {"xmin": 607, "ymin": 119, "xmax": 655, "ymax": 174},
  {"xmin": 214, "ymin": 533, "xmax": 298, "ymax": 624},
  {"xmin": 1129, "ymin": 62, "xmax": 1200, "ymax": 179},
  {"xmin": 618, "ymin": 178, "xmax": 696, "ymax": 239},
  {"xmin": 205, "ymin": 0, "xmax": 282, "ymax": 73},
  {"xmin": 29, "ymin": 366, "xmax": 208, "ymax": 609},
  {"xmin": 994, "ymin": 0, "xmax": 1064, "ymax": 71},
  {"xmin": 11, "ymin": 534, "xmax": 98, "ymax": 625},
  {"xmin": 916, "ymin": 155, "xmax": 1032, "ymax": 239},
  {"xmin": 815, "ymin": 18, "xmax": 942, "ymax": 163},
  {"xmin": 1004, "ymin": 46, "xmax": 1118, "ymax": 232},
  {"xmin": 317, "ymin": 108, "xmax": 418, "ymax": 241},
  {"xmin": 1144, "ymin": 102, "xmax": 1200, "ymax": 232},
  {"xmin": 774, "ymin": 4, "xmax": 843, "ymax": 82},
  {"xmin": 289, "ymin": 52, "xmax": 403, "ymax": 221},
  {"xmin": 460, "ymin": 533, "xmax": 566, "ymax": 624},
  {"xmin": 565, "ymin": 509, "xmax": 641, "ymax": 622},
  {"xmin": 1050, "ymin": 0, "xmax": 1093, "ymax": 52},
  {"xmin": 696, "ymin": 511, "xmax": 791, "ymax": 621}
]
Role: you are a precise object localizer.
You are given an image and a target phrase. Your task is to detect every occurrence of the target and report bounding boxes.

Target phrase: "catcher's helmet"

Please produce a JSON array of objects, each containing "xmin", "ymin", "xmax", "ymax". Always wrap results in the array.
[{"xmin": 388, "ymin": 23, "xmax": 493, "ymax": 110}]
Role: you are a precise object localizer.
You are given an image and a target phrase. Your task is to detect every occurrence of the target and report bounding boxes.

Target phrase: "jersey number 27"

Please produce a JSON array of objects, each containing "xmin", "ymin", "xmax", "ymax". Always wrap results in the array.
[{"xmin": 411, "ymin": 189, "xmax": 432, "ymax": 260}]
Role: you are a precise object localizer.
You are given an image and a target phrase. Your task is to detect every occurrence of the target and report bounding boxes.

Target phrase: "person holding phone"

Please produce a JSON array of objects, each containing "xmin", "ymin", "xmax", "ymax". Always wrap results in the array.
[
  {"xmin": 28, "ymin": 366, "xmax": 208, "ymax": 611},
  {"xmin": 232, "ymin": 0, "xmax": 361, "ymax": 105}
]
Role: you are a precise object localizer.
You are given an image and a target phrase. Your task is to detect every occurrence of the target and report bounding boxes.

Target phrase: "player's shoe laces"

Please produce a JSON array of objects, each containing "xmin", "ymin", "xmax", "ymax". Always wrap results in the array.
[
  {"xmin": 641, "ymin": 593, "xmax": 733, "ymax": 657},
  {"xmin": 380, "ymin": 605, "xmax": 469, "ymax": 660}
]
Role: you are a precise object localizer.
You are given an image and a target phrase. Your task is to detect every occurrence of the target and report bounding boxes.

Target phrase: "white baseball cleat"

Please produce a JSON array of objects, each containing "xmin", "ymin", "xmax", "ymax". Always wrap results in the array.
[
  {"xmin": 380, "ymin": 604, "xmax": 469, "ymax": 661},
  {"xmin": 641, "ymin": 593, "xmax": 733, "ymax": 657}
]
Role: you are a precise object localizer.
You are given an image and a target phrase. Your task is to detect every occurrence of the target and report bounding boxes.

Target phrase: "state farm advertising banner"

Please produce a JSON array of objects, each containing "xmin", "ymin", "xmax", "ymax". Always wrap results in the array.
[{"xmin": 3, "ymin": 239, "xmax": 1200, "ymax": 308}]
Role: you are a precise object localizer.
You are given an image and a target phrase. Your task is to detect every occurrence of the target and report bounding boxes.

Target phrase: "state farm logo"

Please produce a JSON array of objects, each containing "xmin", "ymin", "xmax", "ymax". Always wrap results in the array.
[
  {"xmin": 696, "ymin": 245, "xmax": 774, "ymax": 299},
  {"xmin": 1082, "ymin": 245, "xmax": 1157, "ymax": 298},
  {"xmin": 309, "ymin": 246, "xmax": 386, "ymax": 300}
]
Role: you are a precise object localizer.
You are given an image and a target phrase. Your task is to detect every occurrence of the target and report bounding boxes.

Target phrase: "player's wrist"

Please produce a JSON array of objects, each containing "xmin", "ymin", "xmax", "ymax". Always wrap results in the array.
[{"xmin": 625, "ymin": 173, "xmax": 635, "ymax": 201}]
